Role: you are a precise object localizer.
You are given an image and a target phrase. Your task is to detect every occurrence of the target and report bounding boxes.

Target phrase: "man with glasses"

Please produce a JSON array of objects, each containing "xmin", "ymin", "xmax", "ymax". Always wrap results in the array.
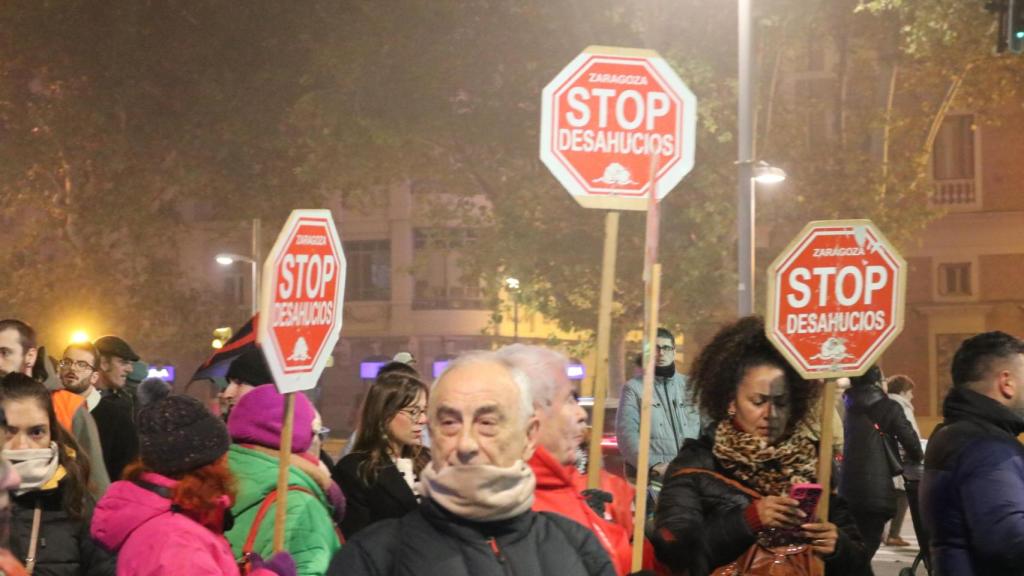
[
  {"xmin": 616, "ymin": 327, "xmax": 702, "ymax": 483},
  {"xmin": 60, "ymin": 341, "xmax": 138, "ymax": 482}
]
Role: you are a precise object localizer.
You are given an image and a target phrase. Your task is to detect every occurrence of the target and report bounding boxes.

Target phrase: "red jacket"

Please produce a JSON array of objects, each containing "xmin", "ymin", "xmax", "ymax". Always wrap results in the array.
[
  {"xmin": 529, "ymin": 447, "xmax": 633, "ymax": 576},
  {"xmin": 570, "ymin": 465, "xmax": 636, "ymax": 537}
]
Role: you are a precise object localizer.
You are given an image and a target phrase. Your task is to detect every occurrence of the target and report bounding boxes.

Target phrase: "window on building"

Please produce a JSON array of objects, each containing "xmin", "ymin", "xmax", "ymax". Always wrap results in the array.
[
  {"xmin": 413, "ymin": 228, "xmax": 484, "ymax": 310},
  {"xmin": 346, "ymin": 240, "xmax": 391, "ymax": 301},
  {"xmin": 937, "ymin": 262, "xmax": 972, "ymax": 297},
  {"xmin": 933, "ymin": 115, "xmax": 975, "ymax": 180},
  {"xmin": 932, "ymin": 114, "xmax": 978, "ymax": 206}
]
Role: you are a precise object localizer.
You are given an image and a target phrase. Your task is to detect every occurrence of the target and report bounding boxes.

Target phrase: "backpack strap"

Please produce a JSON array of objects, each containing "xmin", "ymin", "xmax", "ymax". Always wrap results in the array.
[
  {"xmin": 239, "ymin": 485, "xmax": 316, "ymax": 574},
  {"xmin": 671, "ymin": 467, "xmax": 762, "ymax": 500}
]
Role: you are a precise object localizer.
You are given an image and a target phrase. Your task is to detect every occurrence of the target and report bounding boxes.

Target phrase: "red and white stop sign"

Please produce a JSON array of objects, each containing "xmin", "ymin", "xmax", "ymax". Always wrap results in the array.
[
  {"xmin": 540, "ymin": 46, "xmax": 697, "ymax": 211},
  {"xmin": 765, "ymin": 220, "xmax": 906, "ymax": 379},
  {"xmin": 258, "ymin": 210, "xmax": 346, "ymax": 393}
]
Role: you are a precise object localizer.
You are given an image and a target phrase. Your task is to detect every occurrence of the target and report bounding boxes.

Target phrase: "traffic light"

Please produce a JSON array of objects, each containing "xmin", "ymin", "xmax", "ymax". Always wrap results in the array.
[{"xmin": 1010, "ymin": 0, "xmax": 1024, "ymax": 53}]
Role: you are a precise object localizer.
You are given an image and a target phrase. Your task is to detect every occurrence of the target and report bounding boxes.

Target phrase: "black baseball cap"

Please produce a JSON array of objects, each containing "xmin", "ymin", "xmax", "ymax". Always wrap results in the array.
[{"xmin": 94, "ymin": 335, "xmax": 140, "ymax": 362}]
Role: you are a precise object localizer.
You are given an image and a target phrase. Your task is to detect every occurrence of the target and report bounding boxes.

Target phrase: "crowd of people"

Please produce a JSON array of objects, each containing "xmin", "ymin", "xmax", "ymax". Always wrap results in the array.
[{"xmin": 0, "ymin": 315, "xmax": 1020, "ymax": 575}]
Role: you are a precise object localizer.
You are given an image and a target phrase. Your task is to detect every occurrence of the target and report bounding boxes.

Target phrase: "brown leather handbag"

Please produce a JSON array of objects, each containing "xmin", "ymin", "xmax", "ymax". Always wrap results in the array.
[{"xmin": 673, "ymin": 468, "xmax": 825, "ymax": 576}]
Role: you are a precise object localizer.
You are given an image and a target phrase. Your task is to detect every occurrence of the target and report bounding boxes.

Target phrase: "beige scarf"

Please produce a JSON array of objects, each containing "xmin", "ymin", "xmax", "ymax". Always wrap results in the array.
[
  {"xmin": 419, "ymin": 460, "xmax": 535, "ymax": 522},
  {"xmin": 3, "ymin": 443, "xmax": 64, "ymax": 496},
  {"xmin": 712, "ymin": 420, "xmax": 818, "ymax": 497}
]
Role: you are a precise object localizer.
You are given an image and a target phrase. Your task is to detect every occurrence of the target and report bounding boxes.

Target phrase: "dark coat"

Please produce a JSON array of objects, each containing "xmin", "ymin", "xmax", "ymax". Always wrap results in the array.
[
  {"xmin": 91, "ymin": 395, "xmax": 139, "ymax": 482},
  {"xmin": 653, "ymin": 426, "xmax": 868, "ymax": 576},
  {"xmin": 921, "ymin": 387, "xmax": 1024, "ymax": 576},
  {"xmin": 838, "ymin": 385, "xmax": 923, "ymax": 514},
  {"xmin": 9, "ymin": 481, "xmax": 115, "ymax": 576},
  {"xmin": 332, "ymin": 451, "xmax": 420, "ymax": 539},
  {"xmin": 327, "ymin": 498, "xmax": 617, "ymax": 576}
]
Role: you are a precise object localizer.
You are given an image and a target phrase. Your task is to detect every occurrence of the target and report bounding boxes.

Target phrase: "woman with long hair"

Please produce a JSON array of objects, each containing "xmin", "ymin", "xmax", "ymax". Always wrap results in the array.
[
  {"xmin": 653, "ymin": 316, "xmax": 868, "ymax": 576},
  {"xmin": 1, "ymin": 372, "xmax": 114, "ymax": 575},
  {"xmin": 332, "ymin": 372, "xmax": 430, "ymax": 538},
  {"xmin": 90, "ymin": 394, "xmax": 293, "ymax": 575}
]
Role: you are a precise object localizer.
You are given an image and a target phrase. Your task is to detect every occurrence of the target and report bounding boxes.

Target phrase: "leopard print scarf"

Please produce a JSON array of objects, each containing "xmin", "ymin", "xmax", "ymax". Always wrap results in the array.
[{"xmin": 712, "ymin": 420, "xmax": 818, "ymax": 497}]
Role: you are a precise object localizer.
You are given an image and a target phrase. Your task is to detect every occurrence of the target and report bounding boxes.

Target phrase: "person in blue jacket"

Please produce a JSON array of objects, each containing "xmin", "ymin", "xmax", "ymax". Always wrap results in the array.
[{"xmin": 920, "ymin": 331, "xmax": 1024, "ymax": 576}]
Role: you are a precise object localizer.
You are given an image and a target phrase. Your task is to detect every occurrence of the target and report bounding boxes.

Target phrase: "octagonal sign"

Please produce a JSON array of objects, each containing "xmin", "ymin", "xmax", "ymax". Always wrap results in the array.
[
  {"xmin": 258, "ymin": 209, "xmax": 347, "ymax": 393},
  {"xmin": 765, "ymin": 220, "xmax": 906, "ymax": 379},
  {"xmin": 540, "ymin": 45, "xmax": 697, "ymax": 211}
]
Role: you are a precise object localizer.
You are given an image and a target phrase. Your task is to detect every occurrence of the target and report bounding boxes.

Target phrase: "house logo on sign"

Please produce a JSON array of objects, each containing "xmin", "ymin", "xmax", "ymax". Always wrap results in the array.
[
  {"xmin": 288, "ymin": 337, "xmax": 311, "ymax": 362},
  {"xmin": 810, "ymin": 337, "xmax": 854, "ymax": 363},
  {"xmin": 593, "ymin": 163, "xmax": 636, "ymax": 186}
]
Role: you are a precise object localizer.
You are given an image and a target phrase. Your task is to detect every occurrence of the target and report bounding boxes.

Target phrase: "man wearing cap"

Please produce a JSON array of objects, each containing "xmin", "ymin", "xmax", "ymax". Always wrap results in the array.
[
  {"xmin": 94, "ymin": 334, "xmax": 141, "ymax": 417},
  {"xmin": 218, "ymin": 347, "xmax": 273, "ymax": 420},
  {"xmin": 59, "ymin": 340, "xmax": 139, "ymax": 481}
]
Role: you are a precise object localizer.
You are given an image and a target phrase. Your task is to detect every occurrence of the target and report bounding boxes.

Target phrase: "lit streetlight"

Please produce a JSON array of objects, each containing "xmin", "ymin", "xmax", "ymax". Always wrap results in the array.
[
  {"xmin": 216, "ymin": 252, "xmax": 259, "ymax": 316},
  {"xmin": 69, "ymin": 330, "xmax": 90, "ymax": 344},
  {"xmin": 737, "ymin": 0, "xmax": 787, "ymax": 316}
]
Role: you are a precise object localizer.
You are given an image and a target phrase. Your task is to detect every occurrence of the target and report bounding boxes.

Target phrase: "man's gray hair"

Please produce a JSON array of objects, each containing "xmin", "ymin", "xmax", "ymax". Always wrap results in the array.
[
  {"xmin": 495, "ymin": 344, "xmax": 568, "ymax": 413},
  {"xmin": 433, "ymin": 350, "xmax": 535, "ymax": 428}
]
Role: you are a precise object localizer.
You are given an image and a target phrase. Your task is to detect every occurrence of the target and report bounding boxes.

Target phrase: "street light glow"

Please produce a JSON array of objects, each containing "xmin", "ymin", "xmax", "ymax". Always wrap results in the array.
[
  {"xmin": 505, "ymin": 277, "xmax": 520, "ymax": 291},
  {"xmin": 69, "ymin": 330, "xmax": 90, "ymax": 344},
  {"xmin": 215, "ymin": 255, "xmax": 235, "ymax": 265},
  {"xmin": 753, "ymin": 163, "xmax": 787, "ymax": 184}
]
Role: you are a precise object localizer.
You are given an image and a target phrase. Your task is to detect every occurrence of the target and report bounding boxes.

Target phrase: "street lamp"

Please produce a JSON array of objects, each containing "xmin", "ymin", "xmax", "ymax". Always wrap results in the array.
[
  {"xmin": 737, "ymin": 0, "xmax": 788, "ymax": 316},
  {"xmin": 505, "ymin": 277, "xmax": 521, "ymax": 342},
  {"xmin": 216, "ymin": 253, "xmax": 259, "ymax": 316},
  {"xmin": 753, "ymin": 162, "xmax": 787, "ymax": 184},
  {"xmin": 737, "ymin": 161, "xmax": 787, "ymax": 316}
]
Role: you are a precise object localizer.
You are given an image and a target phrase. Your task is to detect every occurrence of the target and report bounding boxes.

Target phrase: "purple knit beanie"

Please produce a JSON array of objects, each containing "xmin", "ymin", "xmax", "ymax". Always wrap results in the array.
[{"xmin": 227, "ymin": 384, "xmax": 315, "ymax": 453}]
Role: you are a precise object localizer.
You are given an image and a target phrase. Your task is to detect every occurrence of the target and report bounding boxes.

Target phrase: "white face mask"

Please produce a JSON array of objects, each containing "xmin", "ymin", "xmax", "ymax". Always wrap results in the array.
[{"xmin": 3, "ymin": 443, "xmax": 58, "ymax": 495}]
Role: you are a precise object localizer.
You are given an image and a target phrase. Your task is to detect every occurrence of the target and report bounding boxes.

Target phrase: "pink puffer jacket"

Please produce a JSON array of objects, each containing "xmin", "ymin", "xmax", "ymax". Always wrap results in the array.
[{"xmin": 91, "ymin": 473, "xmax": 276, "ymax": 575}]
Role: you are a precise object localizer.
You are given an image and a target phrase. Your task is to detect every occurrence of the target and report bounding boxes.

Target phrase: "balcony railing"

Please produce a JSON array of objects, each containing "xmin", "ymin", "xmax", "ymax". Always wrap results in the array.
[{"xmin": 931, "ymin": 178, "xmax": 978, "ymax": 208}]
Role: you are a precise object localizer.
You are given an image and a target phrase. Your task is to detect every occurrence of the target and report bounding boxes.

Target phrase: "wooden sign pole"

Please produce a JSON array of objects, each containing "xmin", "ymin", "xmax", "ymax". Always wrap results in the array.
[
  {"xmin": 816, "ymin": 379, "xmax": 837, "ymax": 519},
  {"xmin": 587, "ymin": 210, "xmax": 620, "ymax": 489},
  {"xmin": 272, "ymin": 392, "xmax": 296, "ymax": 553},
  {"xmin": 631, "ymin": 263, "xmax": 661, "ymax": 571}
]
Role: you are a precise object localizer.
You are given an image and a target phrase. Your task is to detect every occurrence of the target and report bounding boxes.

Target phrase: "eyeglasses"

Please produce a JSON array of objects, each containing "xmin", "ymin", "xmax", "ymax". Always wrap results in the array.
[
  {"xmin": 58, "ymin": 359, "xmax": 95, "ymax": 372},
  {"xmin": 656, "ymin": 345, "xmax": 675, "ymax": 352},
  {"xmin": 399, "ymin": 406, "xmax": 427, "ymax": 420}
]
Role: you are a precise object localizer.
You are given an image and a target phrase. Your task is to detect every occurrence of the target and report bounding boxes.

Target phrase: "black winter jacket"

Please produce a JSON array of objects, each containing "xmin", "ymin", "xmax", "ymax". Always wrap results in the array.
[
  {"xmin": 91, "ymin": 395, "xmax": 139, "ymax": 482},
  {"xmin": 327, "ymin": 498, "xmax": 617, "ymax": 576},
  {"xmin": 653, "ymin": 426, "xmax": 868, "ymax": 576},
  {"xmin": 838, "ymin": 385, "xmax": 923, "ymax": 515},
  {"xmin": 920, "ymin": 387, "xmax": 1024, "ymax": 576},
  {"xmin": 9, "ymin": 481, "xmax": 115, "ymax": 576},
  {"xmin": 332, "ymin": 451, "xmax": 420, "ymax": 539}
]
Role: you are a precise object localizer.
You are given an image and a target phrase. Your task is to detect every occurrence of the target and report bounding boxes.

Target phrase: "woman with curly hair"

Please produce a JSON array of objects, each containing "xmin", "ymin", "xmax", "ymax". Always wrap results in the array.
[
  {"xmin": 332, "ymin": 372, "xmax": 430, "ymax": 538},
  {"xmin": 653, "ymin": 316, "xmax": 868, "ymax": 576},
  {"xmin": 1, "ymin": 373, "xmax": 114, "ymax": 575},
  {"xmin": 90, "ymin": 395, "xmax": 294, "ymax": 576}
]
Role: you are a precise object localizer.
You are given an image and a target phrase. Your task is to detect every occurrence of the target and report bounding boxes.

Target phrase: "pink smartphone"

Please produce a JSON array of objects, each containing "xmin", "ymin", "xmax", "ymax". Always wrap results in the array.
[{"xmin": 789, "ymin": 483, "xmax": 823, "ymax": 522}]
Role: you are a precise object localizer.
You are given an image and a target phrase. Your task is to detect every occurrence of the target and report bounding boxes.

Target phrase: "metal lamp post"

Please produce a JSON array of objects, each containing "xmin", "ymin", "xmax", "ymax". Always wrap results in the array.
[
  {"xmin": 737, "ymin": 0, "xmax": 787, "ymax": 316},
  {"xmin": 216, "ymin": 253, "xmax": 260, "ymax": 316}
]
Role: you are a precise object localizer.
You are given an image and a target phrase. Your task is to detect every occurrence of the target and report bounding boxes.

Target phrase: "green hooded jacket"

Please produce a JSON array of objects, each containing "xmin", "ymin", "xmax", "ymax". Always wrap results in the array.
[{"xmin": 225, "ymin": 444, "xmax": 341, "ymax": 575}]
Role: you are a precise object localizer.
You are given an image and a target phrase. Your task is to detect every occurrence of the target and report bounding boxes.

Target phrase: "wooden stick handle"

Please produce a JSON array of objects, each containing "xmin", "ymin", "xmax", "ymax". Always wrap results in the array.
[{"xmin": 273, "ymin": 392, "xmax": 296, "ymax": 553}]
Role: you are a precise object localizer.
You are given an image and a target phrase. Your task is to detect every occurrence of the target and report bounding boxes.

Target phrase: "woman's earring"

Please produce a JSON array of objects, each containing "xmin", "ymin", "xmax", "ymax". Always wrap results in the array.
[{"xmin": 727, "ymin": 408, "xmax": 736, "ymax": 417}]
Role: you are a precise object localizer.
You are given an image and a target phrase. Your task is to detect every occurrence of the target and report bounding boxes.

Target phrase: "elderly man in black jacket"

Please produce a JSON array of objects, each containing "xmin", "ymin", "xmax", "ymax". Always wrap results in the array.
[
  {"xmin": 328, "ymin": 351, "xmax": 616, "ymax": 576},
  {"xmin": 838, "ymin": 365, "xmax": 923, "ymax": 573},
  {"xmin": 921, "ymin": 331, "xmax": 1024, "ymax": 576}
]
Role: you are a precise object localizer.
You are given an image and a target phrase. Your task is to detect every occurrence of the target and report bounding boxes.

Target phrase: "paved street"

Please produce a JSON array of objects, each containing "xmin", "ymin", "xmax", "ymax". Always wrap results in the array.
[{"xmin": 871, "ymin": 521, "xmax": 925, "ymax": 576}]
